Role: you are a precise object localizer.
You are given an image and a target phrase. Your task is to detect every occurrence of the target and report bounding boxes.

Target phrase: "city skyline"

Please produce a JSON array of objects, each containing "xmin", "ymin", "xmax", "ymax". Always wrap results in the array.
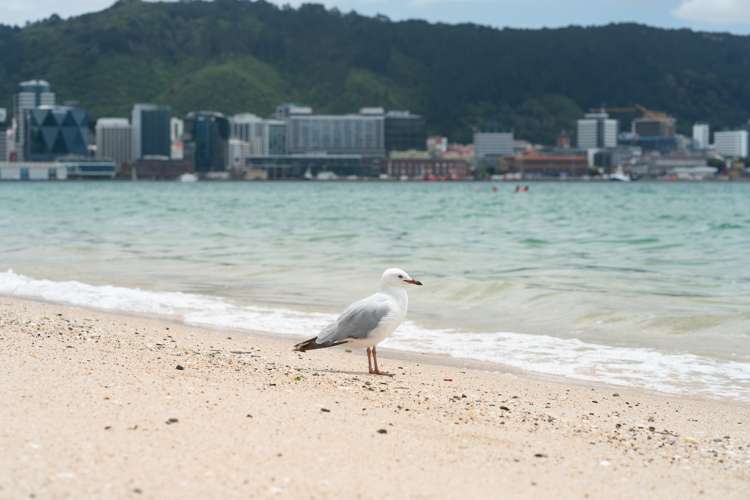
[{"xmin": 3, "ymin": 0, "xmax": 750, "ymax": 34}]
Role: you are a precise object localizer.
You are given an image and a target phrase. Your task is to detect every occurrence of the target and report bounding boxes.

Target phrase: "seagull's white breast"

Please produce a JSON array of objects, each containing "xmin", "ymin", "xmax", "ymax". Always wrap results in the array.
[{"xmin": 354, "ymin": 288, "xmax": 407, "ymax": 347}]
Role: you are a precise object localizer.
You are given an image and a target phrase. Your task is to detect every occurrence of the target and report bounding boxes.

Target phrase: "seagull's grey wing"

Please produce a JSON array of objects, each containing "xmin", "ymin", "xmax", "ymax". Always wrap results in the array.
[{"xmin": 316, "ymin": 296, "xmax": 392, "ymax": 345}]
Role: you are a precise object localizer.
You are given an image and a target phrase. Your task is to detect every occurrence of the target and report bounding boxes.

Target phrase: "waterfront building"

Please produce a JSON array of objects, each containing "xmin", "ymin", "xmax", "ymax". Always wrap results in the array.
[
  {"xmin": 229, "ymin": 138, "xmax": 252, "ymax": 170},
  {"xmin": 131, "ymin": 104, "xmax": 171, "ymax": 160},
  {"xmin": 0, "ymin": 108, "xmax": 7, "ymax": 161},
  {"xmin": 245, "ymin": 154, "xmax": 383, "ymax": 180},
  {"xmin": 577, "ymin": 112, "xmax": 618, "ymax": 149},
  {"xmin": 170, "ymin": 117, "xmax": 184, "ymax": 160},
  {"xmin": 231, "ymin": 114, "xmax": 270, "ymax": 155},
  {"xmin": 95, "ymin": 118, "xmax": 132, "ymax": 167},
  {"xmin": 268, "ymin": 120, "xmax": 287, "ymax": 155},
  {"xmin": 0, "ymin": 161, "xmax": 67, "ymax": 180},
  {"xmin": 59, "ymin": 159, "xmax": 117, "ymax": 179},
  {"xmin": 474, "ymin": 132, "xmax": 514, "ymax": 158},
  {"xmin": 183, "ymin": 111, "xmax": 231, "ymax": 173},
  {"xmin": 23, "ymin": 106, "xmax": 90, "ymax": 161},
  {"xmin": 628, "ymin": 152, "xmax": 714, "ymax": 179},
  {"xmin": 387, "ymin": 157, "xmax": 470, "ymax": 180},
  {"xmin": 500, "ymin": 152, "xmax": 589, "ymax": 178},
  {"xmin": 0, "ymin": 158, "xmax": 115, "ymax": 180},
  {"xmin": 692, "ymin": 123, "xmax": 710, "ymax": 149},
  {"xmin": 285, "ymin": 111, "xmax": 385, "ymax": 156},
  {"xmin": 714, "ymin": 130, "xmax": 748, "ymax": 158},
  {"xmin": 123, "ymin": 159, "xmax": 193, "ymax": 180},
  {"xmin": 14, "ymin": 80, "xmax": 56, "ymax": 160}
]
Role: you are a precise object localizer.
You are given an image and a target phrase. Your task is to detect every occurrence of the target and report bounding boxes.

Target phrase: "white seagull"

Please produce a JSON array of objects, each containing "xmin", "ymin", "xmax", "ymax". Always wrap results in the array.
[{"xmin": 294, "ymin": 268, "xmax": 423, "ymax": 375}]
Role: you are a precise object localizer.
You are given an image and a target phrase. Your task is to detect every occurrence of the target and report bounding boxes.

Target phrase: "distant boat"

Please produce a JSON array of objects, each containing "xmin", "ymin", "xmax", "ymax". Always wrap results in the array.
[
  {"xmin": 179, "ymin": 173, "xmax": 198, "ymax": 182},
  {"xmin": 316, "ymin": 171, "xmax": 338, "ymax": 181},
  {"xmin": 609, "ymin": 166, "xmax": 631, "ymax": 182}
]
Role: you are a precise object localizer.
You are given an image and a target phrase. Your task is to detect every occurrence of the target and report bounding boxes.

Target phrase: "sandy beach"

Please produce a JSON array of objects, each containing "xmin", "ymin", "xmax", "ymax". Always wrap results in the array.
[{"xmin": 1, "ymin": 296, "xmax": 748, "ymax": 499}]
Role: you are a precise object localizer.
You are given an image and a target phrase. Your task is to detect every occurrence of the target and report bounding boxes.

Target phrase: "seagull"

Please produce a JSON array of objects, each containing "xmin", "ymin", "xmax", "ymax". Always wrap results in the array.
[{"xmin": 293, "ymin": 268, "xmax": 422, "ymax": 375}]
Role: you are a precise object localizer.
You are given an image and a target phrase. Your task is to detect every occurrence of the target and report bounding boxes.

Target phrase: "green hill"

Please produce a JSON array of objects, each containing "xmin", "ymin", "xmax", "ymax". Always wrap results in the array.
[{"xmin": 2, "ymin": 0, "xmax": 750, "ymax": 143}]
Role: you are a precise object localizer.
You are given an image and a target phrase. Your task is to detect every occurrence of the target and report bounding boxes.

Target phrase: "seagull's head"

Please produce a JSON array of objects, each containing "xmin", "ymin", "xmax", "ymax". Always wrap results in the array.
[{"xmin": 382, "ymin": 268, "xmax": 423, "ymax": 287}]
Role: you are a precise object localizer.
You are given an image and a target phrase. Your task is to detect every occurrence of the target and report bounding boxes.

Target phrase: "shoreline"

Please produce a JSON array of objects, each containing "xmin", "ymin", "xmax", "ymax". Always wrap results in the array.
[
  {"xmin": 3, "ymin": 282, "xmax": 749, "ymax": 407},
  {"xmin": 0, "ymin": 278, "xmax": 750, "ymax": 407},
  {"xmin": 2, "ymin": 296, "xmax": 748, "ymax": 499}
]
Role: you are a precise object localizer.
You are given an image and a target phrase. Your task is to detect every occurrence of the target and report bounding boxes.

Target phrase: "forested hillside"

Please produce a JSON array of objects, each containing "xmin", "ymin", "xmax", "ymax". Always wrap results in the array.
[{"xmin": 1, "ymin": 0, "xmax": 749, "ymax": 143}]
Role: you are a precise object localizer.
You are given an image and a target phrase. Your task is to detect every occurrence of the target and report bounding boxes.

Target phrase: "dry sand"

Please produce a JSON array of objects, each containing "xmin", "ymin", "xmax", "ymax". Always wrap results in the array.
[{"xmin": 1, "ymin": 296, "xmax": 748, "ymax": 499}]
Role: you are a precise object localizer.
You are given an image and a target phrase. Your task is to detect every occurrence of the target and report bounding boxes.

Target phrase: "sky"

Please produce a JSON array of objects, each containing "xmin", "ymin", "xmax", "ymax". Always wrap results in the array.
[{"xmin": 2, "ymin": 0, "xmax": 750, "ymax": 34}]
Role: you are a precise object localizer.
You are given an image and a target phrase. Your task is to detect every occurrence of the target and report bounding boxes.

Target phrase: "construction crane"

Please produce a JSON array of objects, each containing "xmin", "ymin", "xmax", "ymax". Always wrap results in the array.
[{"xmin": 590, "ymin": 105, "xmax": 672, "ymax": 121}]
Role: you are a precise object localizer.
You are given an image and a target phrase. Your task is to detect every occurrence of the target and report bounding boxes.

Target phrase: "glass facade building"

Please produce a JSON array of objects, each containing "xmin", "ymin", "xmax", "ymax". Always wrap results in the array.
[
  {"xmin": 132, "ymin": 104, "xmax": 171, "ymax": 159},
  {"xmin": 0, "ymin": 108, "xmax": 7, "ymax": 161},
  {"xmin": 385, "ymin": 111, "xmax": 426, "ymax": 152},
  {"xmin": 184, "ymin": 111, "xmax": 230, "ymax": 173},
  {"xmin": 23, "ymin": 106, "xmax": 90, "ymax": 161}
]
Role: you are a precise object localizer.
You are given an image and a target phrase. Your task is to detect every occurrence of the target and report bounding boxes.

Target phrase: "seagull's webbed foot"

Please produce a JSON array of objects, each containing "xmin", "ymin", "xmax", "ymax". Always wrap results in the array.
[{"xmin": 371, "ymin": 369, "xmax": 395, "ymax": 377}]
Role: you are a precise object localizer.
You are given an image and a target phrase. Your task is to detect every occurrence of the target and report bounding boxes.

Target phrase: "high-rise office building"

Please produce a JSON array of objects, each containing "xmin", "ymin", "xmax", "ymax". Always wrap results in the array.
[
  {"xmin": 23, "ymin": 106, "xmax": 89, "ymax": 161},
  {"xmin": 385, "ymin": 111, "xmax": 426, "ymax": 152},
  {"xmin": 184, "ymin": 111, "xmax": 230, "ymax": 173},
  {"xmin": 286, "ymin": 111, "xmax": 385, "ymax": 156},
  {"xmin": 714, "ymin": 130, "xmax": 748, "ymax": 158},
  {"xmin": 131, "ymin": 104, "xmax": 171, "ymax": 159},
  {"xmin": 577, "ymin": 112, "xmax": 618, "ymax": 149},
  {"xmin": 474, "ymin": 132, "xmax": 514, "ymax": 158},
  {"xmin": 96, "ymin": 118, "xmax": 133, "ymax": 167},
  {"xmin": 14, "ymin": 80, "xmax": 56, "ymax": 160},
  {"xmin": 692, "ymin": 123, "xmax": 710, "ymax": 149}
]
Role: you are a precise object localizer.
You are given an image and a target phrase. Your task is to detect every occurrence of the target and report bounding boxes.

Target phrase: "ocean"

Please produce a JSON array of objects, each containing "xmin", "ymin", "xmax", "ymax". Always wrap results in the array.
[{"xmin": 2, "ymin": 181, "xmax": 749, "ymax": 401}]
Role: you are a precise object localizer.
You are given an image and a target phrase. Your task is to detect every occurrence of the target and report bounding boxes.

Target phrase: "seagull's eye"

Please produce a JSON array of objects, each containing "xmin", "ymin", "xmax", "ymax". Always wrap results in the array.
[{"xmin": 398, "ymin": 275, "xmax": 404, "ymax": 279}]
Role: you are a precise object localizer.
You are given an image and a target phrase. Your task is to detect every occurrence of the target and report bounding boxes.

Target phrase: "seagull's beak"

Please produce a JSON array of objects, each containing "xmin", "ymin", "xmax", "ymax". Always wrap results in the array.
[{"xmin": 404, "ymin": 279, "xmax": 423, "ymax": 286}]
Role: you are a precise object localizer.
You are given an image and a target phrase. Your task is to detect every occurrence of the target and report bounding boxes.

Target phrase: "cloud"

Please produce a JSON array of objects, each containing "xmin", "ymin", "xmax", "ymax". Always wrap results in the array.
[{"xmin": 673, "ymin": 0, "xmax": 750, "ymax": 25}]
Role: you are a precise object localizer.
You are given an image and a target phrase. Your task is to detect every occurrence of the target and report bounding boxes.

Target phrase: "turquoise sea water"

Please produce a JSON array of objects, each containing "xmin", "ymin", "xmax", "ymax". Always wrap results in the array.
[{"xmin": 2, "ymin": 181, "xmax": 749, "ymax": 399}]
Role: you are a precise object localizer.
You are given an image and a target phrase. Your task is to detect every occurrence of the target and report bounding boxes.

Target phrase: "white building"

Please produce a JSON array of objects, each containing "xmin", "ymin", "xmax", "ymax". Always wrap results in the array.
[
  {"xmin": 231, "ymin": 114, "xmax": 270, "ymax": 156},
  {"xmin": 714, "ymin": 130, "xmax": 748, "ymax": 158},
  {"xmin": 577, "ymin": 112, "xmax": 618, "ymax": 149},
  {"xmin": 13, "ymin": 80, "xmax": 55, "ymax": 160},
  {"xmin": 692, "ymin": 123, "xmax": 710, "ymax": 149},
  {"xmin": 474, "ymin": 132, "xmax": 514, "ymax": 158},
  {"xmin": 96, "ymin": 118, "xmax": 132, "ymax": 167},
  {"xmin": 0, "ymin": 161, "xmax": 68, "ymax": 180},
  {"xmin": 228, "ymin": 138, "xmax": 252, "ymax": 169}
]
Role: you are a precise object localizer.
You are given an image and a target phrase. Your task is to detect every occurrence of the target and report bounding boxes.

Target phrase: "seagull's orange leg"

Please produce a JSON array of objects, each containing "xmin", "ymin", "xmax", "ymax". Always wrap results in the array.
[{"xmin": 367, "ymin": 347, "xmax": 373, "ymax": 374}]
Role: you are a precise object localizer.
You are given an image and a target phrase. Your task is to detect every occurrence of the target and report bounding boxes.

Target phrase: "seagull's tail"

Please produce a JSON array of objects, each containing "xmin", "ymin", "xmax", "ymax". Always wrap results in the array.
[{"xmin": 293, "ymin": 336, "xmax": 347, "ymax": 352}]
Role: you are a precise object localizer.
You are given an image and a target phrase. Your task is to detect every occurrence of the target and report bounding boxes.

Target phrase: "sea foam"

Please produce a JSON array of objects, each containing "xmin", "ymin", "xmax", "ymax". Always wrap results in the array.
[{"xmin": 2, "ymin": 270, "xmax": 749, "ymax": 402}]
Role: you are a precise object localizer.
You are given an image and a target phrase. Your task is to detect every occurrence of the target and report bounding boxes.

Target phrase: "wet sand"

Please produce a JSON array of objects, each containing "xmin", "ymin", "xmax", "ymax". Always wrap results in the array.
[{"xmin": 1, "ymin": 296, "xmax": 748, "ymax": 499}]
